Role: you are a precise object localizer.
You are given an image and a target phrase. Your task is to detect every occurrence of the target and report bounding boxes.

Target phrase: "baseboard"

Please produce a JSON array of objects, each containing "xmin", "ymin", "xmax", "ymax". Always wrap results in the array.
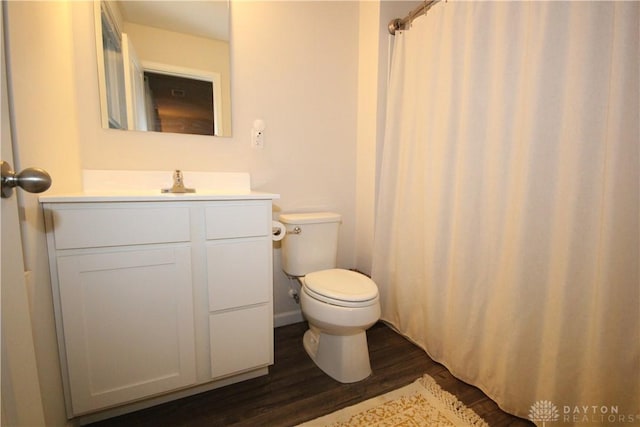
[{"xmin": 274, "ymin": 309, "xmax": 304, "ymax": 327}]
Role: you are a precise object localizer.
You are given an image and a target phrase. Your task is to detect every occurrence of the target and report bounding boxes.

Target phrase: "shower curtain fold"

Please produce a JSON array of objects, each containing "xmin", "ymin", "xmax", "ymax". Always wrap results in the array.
[{"xmin": 372, "ymin": 1, "xmax": 639, "ymax": 424}]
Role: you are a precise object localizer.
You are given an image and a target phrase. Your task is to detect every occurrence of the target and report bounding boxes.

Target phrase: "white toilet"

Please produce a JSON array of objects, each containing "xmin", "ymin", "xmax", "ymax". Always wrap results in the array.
[{"xmin": 279, "ymin": 212, "xmax": 381, "ymax": 383}]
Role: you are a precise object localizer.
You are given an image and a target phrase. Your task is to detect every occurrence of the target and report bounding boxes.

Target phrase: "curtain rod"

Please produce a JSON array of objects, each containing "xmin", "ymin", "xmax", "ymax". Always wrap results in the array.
[{"xmin": 388, "ymin": 0, "xmax": 440, "ymax": 35}]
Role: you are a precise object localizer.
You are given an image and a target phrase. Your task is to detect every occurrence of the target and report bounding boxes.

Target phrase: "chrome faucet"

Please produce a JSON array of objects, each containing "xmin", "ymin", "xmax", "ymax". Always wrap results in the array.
[{"xmin": 161, "ymin": 170, "xmax": 195, "ymax": 193}]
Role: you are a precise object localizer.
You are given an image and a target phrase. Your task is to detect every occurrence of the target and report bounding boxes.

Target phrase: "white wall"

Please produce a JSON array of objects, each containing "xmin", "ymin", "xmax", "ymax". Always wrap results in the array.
[
  {"xmin": 355, "ymin": 2, "xmax": 381, "ymax": 276},
  {"xmin": 230, "ymin": 1, "xmax": 361, "ymax": 323},
  {"xmin": 355, "ymin": 0, "xmax": 424, "ymax": 275},
  {"xmin": 5, "ymin": 1, "xmax": 362, "ymax": 424}
]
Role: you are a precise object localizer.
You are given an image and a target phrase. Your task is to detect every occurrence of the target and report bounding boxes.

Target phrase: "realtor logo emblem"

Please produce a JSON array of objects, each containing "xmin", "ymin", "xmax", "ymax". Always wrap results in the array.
[{"xmin": 529, "ymin": 400, "xmax": 560, "ymax": 426}]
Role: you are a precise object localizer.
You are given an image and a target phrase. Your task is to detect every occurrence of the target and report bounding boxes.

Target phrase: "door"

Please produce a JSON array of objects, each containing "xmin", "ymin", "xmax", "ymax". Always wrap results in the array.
[{"xmin": 0, "ymin": 3, "xmax": 46, "ymax": 425}]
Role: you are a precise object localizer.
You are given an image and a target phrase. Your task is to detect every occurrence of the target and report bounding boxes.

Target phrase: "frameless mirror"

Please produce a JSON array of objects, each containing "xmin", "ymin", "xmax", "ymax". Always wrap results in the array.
[{"xmin": 95, "ymin": 0, "xmax": 231, "ymax": 137}]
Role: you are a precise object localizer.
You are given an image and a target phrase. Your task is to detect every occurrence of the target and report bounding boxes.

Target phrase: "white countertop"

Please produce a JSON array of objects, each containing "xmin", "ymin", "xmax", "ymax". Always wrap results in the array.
[
  {"xmin": 39, "ymin": 170, "xmax": 279, "ymax": 203},
  {"xmin": 39, "ymin": 191, "xmax": 280, "ymax": 203}
]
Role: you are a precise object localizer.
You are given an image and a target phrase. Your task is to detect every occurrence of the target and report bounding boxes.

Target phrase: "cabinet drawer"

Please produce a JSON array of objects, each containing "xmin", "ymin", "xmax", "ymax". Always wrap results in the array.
[
  {"xmin": 51, "ymin": 206, "xmax": 190, "ymax": 249},
  {"xmin": 207, "ymin": 238, "xmax": 271, "ymax": 311},
  {"xmin": 209, "ymin": 305, "xmax": 272, "ymax": 379},
  {"xmin": 205, "ymin": 202, "xmax": 270, "ymax": 240}
]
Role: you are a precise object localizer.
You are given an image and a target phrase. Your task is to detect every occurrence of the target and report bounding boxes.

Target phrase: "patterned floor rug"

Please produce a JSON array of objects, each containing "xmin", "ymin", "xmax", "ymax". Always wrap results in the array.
[{"xmin": 298, "ymin": 374, "xmax": 489, "ymax": 427}]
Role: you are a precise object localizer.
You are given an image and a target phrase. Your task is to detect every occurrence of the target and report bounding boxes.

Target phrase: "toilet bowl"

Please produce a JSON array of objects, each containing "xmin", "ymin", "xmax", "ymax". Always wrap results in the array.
[
  {"xmin": 299, "ymin": 269, "xmax": 380, "ymax": 383},
  {"xmin": 279, "ymin": 212, "xmax": 381, "ymax": 383}
]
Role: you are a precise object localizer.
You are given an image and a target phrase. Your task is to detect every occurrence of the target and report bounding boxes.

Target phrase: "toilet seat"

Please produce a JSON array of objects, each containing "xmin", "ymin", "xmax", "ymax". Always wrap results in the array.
[{"xmin": 304, "ymin": 269, "xmax": 378, "ymax": 308}]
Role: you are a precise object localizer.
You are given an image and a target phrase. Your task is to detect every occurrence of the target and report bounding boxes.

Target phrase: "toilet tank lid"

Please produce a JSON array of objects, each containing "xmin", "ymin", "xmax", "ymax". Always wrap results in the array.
[{"xmin": 279, "ymin": 212, "xmax": 341, "ymax": 225}]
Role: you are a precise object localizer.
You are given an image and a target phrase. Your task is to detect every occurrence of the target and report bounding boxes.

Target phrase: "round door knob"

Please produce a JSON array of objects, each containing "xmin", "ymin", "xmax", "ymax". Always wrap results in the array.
[{"xmin": 1, "ymin": 161, "xmax": 52, "ymax": 198}]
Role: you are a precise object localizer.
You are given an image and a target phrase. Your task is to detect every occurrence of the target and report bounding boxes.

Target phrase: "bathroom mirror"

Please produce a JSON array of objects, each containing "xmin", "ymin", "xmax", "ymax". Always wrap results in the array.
[{"xmin": 95, "ymin": 0, "xmax": 231, "ymax": 137}]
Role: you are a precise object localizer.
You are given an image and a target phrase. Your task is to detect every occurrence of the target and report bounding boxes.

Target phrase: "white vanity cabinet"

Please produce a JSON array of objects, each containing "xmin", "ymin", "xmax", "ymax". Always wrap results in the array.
[{"xmin": 42, "ymin": 195, "xmax": 276, "ymax": 419}]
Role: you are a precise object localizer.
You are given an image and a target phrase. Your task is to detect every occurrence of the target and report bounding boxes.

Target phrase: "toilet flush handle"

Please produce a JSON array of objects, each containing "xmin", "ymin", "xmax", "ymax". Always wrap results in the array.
[{"xmin": 290, "ymin": 226, "xmax": 302, "ymax": 235}]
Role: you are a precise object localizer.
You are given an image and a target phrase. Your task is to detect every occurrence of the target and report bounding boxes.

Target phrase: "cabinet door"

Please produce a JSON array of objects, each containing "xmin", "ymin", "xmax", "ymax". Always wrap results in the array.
[{"xmin": 57, "ymin": 247, "xmax": 196, "ymax": 415}]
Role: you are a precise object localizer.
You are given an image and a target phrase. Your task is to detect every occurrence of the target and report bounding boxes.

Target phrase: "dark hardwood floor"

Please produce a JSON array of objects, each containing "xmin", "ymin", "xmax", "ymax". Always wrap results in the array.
[{"xmin": 90, "ymin": 322, "xmax": 533, "ymax": 427}]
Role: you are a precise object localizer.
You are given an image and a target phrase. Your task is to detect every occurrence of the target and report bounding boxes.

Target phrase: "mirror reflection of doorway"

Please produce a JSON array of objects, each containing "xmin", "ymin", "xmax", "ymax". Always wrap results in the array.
[
  {"xmin": 144, "ymin": 72, "xmax": 215, "ymax": 135},
  {"xmin": 96, "ymin": 0, "xmax": 231, "ymax": 136}
]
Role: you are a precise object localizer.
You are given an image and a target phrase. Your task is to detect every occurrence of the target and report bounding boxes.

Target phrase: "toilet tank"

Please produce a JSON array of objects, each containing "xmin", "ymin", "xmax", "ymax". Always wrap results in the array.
[{"xmin": 279, "ymin": 212, "xmax": 341, "ymax": 277}]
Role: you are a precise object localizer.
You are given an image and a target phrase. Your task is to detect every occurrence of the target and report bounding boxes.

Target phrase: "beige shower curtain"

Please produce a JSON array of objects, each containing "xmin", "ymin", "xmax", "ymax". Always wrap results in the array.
[{"xmin": 372, "ymin": 1, "xmax": 639, "ymax": 424}]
